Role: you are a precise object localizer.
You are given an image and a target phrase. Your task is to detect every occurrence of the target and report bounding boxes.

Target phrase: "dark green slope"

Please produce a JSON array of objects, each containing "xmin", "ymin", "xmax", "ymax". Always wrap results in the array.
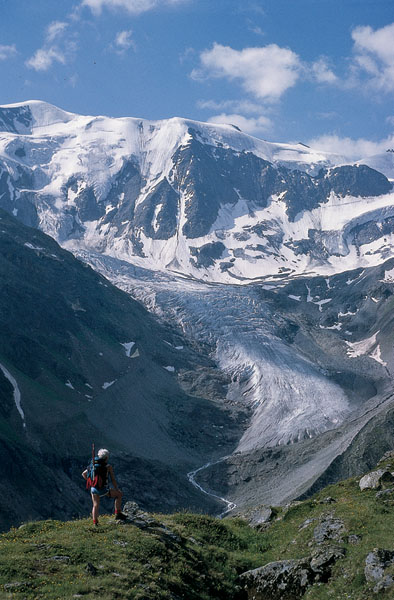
[{"xmin": 0, "ymin": 210, "xmax": 237, "ymax": 530}]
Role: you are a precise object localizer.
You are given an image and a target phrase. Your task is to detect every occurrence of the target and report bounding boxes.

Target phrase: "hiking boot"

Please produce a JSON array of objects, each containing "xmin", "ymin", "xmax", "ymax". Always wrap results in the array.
[{"xmin": 115, "ymin": 512, "xmax": 127, "ymax": 521}]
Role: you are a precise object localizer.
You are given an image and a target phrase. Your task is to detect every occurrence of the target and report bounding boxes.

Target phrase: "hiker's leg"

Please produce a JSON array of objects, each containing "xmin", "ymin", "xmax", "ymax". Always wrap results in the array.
[
  {"xmin": 108, "ymin": 488, "xmax": 123, "ymax": 512},
  {"xmin": 91, "ymin": 493, "xmax": 100, "ymax": 522}
]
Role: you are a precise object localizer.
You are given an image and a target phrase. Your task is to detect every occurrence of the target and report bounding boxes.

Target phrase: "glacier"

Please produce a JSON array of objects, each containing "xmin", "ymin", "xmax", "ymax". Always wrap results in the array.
[{"xmin": 1, "ymin": 100, "xmax": 394, "ymax": 506}]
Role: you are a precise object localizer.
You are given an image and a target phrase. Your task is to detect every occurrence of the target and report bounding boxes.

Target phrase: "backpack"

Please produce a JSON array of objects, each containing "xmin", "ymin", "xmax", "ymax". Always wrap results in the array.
[{"xmin": 85, "ymin": 456, "xmax": 108, "ymax": 490}]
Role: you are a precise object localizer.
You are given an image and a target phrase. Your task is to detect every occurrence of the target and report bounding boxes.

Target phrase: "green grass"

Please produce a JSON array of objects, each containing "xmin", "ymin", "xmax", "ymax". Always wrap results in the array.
[{"xmin": 1, "ymin": 457, "xmax": 394, "ymax": 599}]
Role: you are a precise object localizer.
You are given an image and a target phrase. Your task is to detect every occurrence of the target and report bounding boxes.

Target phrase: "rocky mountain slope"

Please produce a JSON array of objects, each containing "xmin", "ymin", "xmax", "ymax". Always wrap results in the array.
[
  {"xmin": 1, "ymin": 452, "xmax": 393, "ymax": 599},
  {"xmin": 0, "ymin": 209, "xmax": 245, "ymax": 531},
  {"xmin": 2, "ymin": 100, "xmax": 394, "ymax": 523}
]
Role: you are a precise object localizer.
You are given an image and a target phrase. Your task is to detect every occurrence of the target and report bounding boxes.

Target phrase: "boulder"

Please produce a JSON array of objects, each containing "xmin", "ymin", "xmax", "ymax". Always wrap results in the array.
[
  {"xmin": 365, "ymin": 549, "xmax": 394, "ymax": 583},
  {"xmin": 309, "ymin": 546, "xmax": 346, "ymax": 579},
  {"xmin": 299, "ymin": 518, "xmax": 315, "ymax": 531},
  {"xmin": 121, "ymin": 501, "xmax": 181, "ymax": 543},
  {"xmin": 240, "ymin": 558, "xmax": 313, "ymax": 600},
  {"xmin": 240, "ymin": 546, "xmax": 345, "ymax": 599},
  {"xmin": 373, "ymin": 575, "xmax": 394, "ymax": 593},
  {"xmin": 313, "ymin": 516, "xmax": 345, "ymax": 544},
  {"xmin": 359, "ymin": 470, "xmax": 394, "ymax": 491},
  {"xmin": 375, "ymin": 488, "xmax": 394, "ymax": 499},
  {"xmin": 247, "ymin": 508, "xmax": 274, "ymax": 528},
  {"xmin": 347, "ymin": 535, "xmax": 362, "ymax": 545},
  {"xmin": 378, "ymin": 451, "xmax": 394, "ymax": 464}
]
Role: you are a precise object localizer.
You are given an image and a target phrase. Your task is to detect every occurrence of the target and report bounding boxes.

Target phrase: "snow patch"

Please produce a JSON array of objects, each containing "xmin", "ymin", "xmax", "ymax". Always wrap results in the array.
[
  {"xmin": 383, "ymin": 267, "xmax": 394, "ymax": 282},
  {"xmin": 370, "ymin": 345, "xmax": 387, "ymax": 366},
  {"xmin": 346, "ymin": 333, "xmax": 377, "ymax": 358},
  {"xmin": 315, "ymin": 298, "xmax": 332, "ymax": 312},
  {"xmin": 102, "ymin": 380, "xmax": 116, "ymax": 389},
  {"xmin": 320, "ymin": 323, "xmax": 342, "ymax": 330},
  {"xmin": 24, "ymin": 242, "xmax": 44, "ymax": 251},
  {"xmin": 163, "ymin": 366, "xmax": 175, "ymax": 372},
  {"xmin": 65, "ymin": 380, "xmax": 74, "ymax": 389},
  {"xmin": 0, "ymin": 363, "xmax": 26, "ymax": 428},
  {"xmin": 120, "ymin": 341, "xmax": 135, "ymax": 357}
]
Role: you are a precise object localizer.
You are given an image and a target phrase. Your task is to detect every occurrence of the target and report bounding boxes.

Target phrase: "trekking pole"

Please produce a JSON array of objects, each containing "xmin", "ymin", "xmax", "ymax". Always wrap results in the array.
[{"xmin": 92, "ymin": 442, "xmax": 95, "ymax": 462}]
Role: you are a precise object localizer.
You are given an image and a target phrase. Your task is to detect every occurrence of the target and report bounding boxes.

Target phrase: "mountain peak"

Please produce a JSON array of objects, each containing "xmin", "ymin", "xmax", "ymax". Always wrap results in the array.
[{"xmin": 0, "ymin": 100, "xmax": 76, "ymax": 133}]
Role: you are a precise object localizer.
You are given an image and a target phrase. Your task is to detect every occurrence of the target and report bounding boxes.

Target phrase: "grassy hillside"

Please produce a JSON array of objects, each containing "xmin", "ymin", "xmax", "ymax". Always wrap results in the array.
[{"xmin": 1, "ymin": 455, "xmax": 393, "ymax": 599}]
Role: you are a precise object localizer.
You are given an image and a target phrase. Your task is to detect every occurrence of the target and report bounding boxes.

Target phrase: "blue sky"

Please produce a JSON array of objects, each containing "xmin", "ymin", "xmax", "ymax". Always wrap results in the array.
[{"xmin": 1, "ymin": 0, "xmax": 394, "ymax": 158}]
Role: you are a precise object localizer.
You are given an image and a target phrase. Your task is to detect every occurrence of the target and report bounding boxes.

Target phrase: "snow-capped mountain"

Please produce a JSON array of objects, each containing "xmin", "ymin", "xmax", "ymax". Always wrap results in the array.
[
  {"xmin": 1, "ymin": 100, "xmax": 393, "ymax": 285},
  {"xmin": 2, "ymin": 100, "xmax": 394, "ymax": 511}
]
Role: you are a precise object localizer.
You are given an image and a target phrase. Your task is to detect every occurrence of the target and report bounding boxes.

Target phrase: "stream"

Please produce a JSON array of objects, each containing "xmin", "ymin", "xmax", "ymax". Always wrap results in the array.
[{"xmin": 187, "ymin": 455, "xmax": 237, "ymax": 518}]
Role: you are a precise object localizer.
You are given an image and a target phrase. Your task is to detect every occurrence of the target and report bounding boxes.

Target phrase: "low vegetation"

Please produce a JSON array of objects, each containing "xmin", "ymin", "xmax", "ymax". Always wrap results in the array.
[{"xmin": 1, "ymin": 455, "xmax": 393, "ymax": 599}]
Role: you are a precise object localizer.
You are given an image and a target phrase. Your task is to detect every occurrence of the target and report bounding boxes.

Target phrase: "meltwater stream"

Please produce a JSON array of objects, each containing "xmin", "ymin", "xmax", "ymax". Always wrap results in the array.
[{"xmin": 187, "ymin": 456, "xmax": 237, "ymax": 518}]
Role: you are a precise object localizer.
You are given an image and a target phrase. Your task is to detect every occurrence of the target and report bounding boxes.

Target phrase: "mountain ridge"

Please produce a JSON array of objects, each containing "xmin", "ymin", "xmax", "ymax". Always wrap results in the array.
[
  {"xmin": 2, "ymin": 100, "xmax": 394, "ymax": 525},
  {"xmin": 0, "ymin": 101, "xmax": 393, "ymax": 285}
]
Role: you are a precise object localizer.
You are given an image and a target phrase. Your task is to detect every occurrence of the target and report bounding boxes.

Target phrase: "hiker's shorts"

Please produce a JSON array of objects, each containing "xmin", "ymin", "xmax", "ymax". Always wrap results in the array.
[{"xmin": 91, "ymin": 486, "xmax": 110, "ymax": 497}]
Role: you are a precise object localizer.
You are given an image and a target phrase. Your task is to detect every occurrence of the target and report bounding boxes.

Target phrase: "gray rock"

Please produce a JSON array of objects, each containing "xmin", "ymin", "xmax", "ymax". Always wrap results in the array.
[
  {"xmin": 320, "ymin": 497, "xmax": 336, "ymax": 504},
  {"xmin": 47, "ymin": 555, "xmax": 70, "ymax": 562},
  {"xmin": 313, "ymin": 516, "xmax": 345, "ymax": 544},
  {"xmin": 365, "ymin": 549, "xmax": 394, "ymax": 583},
  {"xmin": 240, "ymin": 558, "xmax": 313, "ymax": 600},
  {"xmin": 378, "ymin": 451, "xmax": 394, "ymax": 464},
  {"xmin": 299, "ymin": 518, "xmax": 315, "ymax": 531},
  {"xmin": 373, "ymin": 575, "xmax": 394, "ymax": 593},
  {"xmin": 359, "ymin": 470, "xmax": 394, "ymax": 491},
  {"xmin": 247, "ymin": 507, "xmax": 274, "ymax": 528},
  {"xmin": 375, "ymin": 488, "xmax": 394, "ymax": 499},
  {"xmin": 4, "ymin": 582, "xmax": 25, "ymax": 591},
  {"xmin": 347, "ymin": 535, "xmax": 362, "ymax": 545},
  {"xmin": 113, "ymin": 540, "xmax": 128, "ymax": 547},
  {"xmin": 309, "ymin": 546, "xmax": 346, "ymax": 579},
  {"xmin": 240, "ymin": 546, "xmax": 345, "ymax": 599}
]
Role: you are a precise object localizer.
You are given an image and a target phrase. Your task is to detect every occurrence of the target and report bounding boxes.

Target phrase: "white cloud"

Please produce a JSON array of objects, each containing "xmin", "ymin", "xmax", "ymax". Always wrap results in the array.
[
  {"xmin": 26, "ymin": 47, "xmax": 67, "ymax": 71},
  {"xmin": 113, "ymin": 30, "xmax": 135, "ymax": 53},
  {"xmin": 249, "ymin": 24, "xmax": 264, "ymax": 36},
  {"xmin": 197, "ymin": 99, "xmax": 264, "ymax": 115},
  {"xmin": 81, "ymin": 0, "xmax": 187, "ymax": 15},
  {"xmin": 25, "ymin": 20, "xmax": 77, "ymax": 73},
  {"xmin": 311, "ymin": 57, "xmax": 338, "ymax": 84},
  {"xmin": 0, "ymin": 44, "xmax": 17, "ymax": 61},
  {"xmin": 207, "ymin": 113, "xmax": 272, "ymax": 136},
  {"xmin": 351, "ymin": 22, "xmax": 394, "ymax": 92},
  {"xmin": 386, "ymin": 116, "xmax": 394, "ymax": 126},
  {"xmin": 307, "ymin": 133, "xmax": 394, "ymax": 161},
  {"xmin": 46, "ymin": 21, "xmax": 68, "ymax": 42},
  {"xmin": 192, "ymin": 43, "xmax": 301, "ymax": 102}
]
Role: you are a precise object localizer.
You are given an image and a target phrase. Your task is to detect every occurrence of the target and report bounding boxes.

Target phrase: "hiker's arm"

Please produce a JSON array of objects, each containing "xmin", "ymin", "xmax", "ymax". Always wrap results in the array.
[
  {"xmin": 108, "ymin": 465, "xmax": 120, "ymax": 490},
  {"xmin": 82, "ymin": 469, "xmax": 88, "ymax": 481}
]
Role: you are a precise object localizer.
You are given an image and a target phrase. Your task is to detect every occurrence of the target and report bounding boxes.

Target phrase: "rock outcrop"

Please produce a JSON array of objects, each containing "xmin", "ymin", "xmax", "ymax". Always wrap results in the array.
[
  {"xmin": 359, "ymin": 470, "xmax": 394, "ymax": 491},
  {"xmin": 364, "ymin": 549, "xmax": 394, "ymax": 593},
  {"xmin": 240, "ymin": 546, "xmax": 346, "ymax": 600}
]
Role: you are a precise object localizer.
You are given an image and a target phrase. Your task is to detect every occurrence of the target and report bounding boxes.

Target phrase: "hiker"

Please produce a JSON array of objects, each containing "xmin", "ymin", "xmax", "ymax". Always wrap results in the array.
[{"xmin": 82, "ymin": 448, "xmax": 127, "ymax": 525}]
